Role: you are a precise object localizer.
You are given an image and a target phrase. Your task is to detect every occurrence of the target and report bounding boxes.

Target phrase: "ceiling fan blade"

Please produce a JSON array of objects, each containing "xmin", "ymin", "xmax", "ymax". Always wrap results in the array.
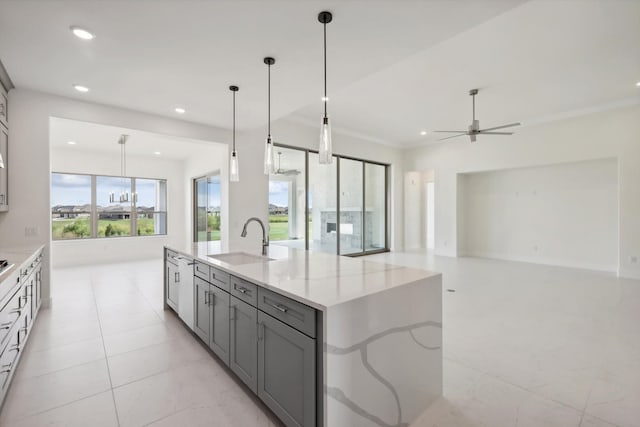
[
  {"xmin": 437, "ymin": 133, "xmax": 466, "ymax": 141},
  {"xmin": 433, "ymin": 130, "xmax": 468, "ymax": 133},
  {"xmin": 478, "ymin": 131, "xmax": 514, "ymax": 135},
  {"xmin": 479, "ymin": 122, "xmax": 521, "ymax": 132}
]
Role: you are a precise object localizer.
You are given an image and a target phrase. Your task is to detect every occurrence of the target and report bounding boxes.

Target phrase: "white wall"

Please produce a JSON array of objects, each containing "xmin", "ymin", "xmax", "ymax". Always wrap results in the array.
[
  {"xmin": 0, "ymin": 88, "xmax": 230, "ymax": 305},
  {"xmin": 50, "ymin": 147, "xmax": 186, "ymax": 267},
  {"xmin": 460, "ymin": 158, "xmax": 618, "ymax": 271},
  {"xmin": 404, "ymin": 105, "xmax": 640, "ymax": 279},
  {"xmin": 183, "ymin": 144, "xmax": 229, "ymax": 252}
]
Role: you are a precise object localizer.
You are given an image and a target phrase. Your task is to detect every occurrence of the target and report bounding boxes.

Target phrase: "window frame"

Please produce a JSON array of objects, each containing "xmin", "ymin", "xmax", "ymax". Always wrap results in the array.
[
  {"xmin": 51, "ymin": 172, "xmax": 168, "ymax": 240},
  {"xmin": 272, "ymin": 143, "xmax": 390, "ymax": 257}
]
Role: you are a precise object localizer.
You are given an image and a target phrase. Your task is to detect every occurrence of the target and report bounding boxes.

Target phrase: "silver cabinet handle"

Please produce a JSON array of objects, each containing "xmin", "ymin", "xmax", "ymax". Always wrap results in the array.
[
  {"xmin": 0, "ymin": 322, "xmax": 13, "ymax": 330},
  {"xmin": 204, "ymin": 291, "xmax": 209, "ymax": 305},
  {"xmin": 258, "ymin": 322, "xmax": 264, "ymax": 341},
  {"xmin": 208, "ymin": 292, "xmax": 215, "ymax": 306},
  {"xmin": 229, "ymin": 305, "xmax": 235, "ymax": 321},
  {"xmin": 9, "ymin": 309, "xmax": 21, "ymax": 316},
  {"xmin": 236, "ymin": 287, "xmax": 248, "ymax": 294},
  {"xmin": 266, "ymin": 302, "xmax": 288, "ymax": 313},
  {"xmin": 175, "ymin": 272, "xmax": 180, "ymax": 283}
]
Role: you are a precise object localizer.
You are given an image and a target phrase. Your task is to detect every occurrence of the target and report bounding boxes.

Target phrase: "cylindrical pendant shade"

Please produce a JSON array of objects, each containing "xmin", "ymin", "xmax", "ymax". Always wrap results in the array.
[
  {"xmin": 230, "ymin": 151, "xmax": 240, "ymax": 182},
  {"xmin": 319, "ymin": 116, "xmax": 333, "ymax": 164},
  {"xmin": 264, "ymin": 137, "xmax": 275, "ymax": 174}
]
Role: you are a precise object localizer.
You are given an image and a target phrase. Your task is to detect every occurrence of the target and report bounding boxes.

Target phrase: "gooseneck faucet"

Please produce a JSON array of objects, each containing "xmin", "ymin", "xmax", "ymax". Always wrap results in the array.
[{"xmin": 241, "ymin": 217, "xmax": 269, "ymax": 256}]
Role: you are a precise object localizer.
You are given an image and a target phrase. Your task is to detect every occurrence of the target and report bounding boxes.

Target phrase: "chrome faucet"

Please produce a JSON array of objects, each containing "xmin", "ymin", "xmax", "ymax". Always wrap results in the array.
[{"xmin": 241, "ymin": 217, "xmax": 269, "ymax": 256}]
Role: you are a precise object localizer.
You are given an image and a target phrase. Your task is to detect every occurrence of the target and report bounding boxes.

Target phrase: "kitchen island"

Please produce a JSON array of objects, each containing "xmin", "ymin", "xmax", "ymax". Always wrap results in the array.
[{"xmin": 164, "ymin": 243, "xmax": 442, "ymax": 427}]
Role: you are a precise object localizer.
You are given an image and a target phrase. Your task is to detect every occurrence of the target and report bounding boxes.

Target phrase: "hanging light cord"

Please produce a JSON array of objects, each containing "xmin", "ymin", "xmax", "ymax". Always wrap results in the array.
[
  {"xmin": 323, "ymin": 20, "xmax": 327, "ymax": 118},
  {"xmin": 267, "ymin": 61, "xmax": 271, "ymax": 138},
  {"xmin": 233, "ymin": 90, "xmax": 236, "ymax": 152}
]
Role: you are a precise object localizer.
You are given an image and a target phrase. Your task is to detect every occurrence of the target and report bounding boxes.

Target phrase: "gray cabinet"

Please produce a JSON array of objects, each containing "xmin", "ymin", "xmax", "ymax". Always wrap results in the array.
[
  {"xmin": 194, "ymin": 277, "xmax": 210, "ymax": 343},
  {"xmin": 258, "ymin": 311, "xmax": 316, "ymax": 427},
  {"xmin": 209, "ymin": 285, "xmax": 230, "ymax": 366},
  {"xmin": 0, "ymin": 126, "xmax": 8, "ymax": 211},
  {"xmin": 165, "ymin": 262, "xmax": 179, "ymax": 311},
  {"xmin": 230, "ymin": 296, "xmax": 258, "ymax": 393}
]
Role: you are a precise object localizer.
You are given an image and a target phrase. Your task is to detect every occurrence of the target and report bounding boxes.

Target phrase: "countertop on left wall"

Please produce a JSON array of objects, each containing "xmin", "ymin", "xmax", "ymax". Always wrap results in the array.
[{"xmin": 0, "ymin": 245, "xmax": 45, "ymax": 296}]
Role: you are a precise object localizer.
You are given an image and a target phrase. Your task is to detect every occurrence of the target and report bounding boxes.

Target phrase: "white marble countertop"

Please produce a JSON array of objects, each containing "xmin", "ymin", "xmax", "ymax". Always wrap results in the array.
[{"xmin": 167, "ymin": 243, "xmax": 441, "ymax": 311}]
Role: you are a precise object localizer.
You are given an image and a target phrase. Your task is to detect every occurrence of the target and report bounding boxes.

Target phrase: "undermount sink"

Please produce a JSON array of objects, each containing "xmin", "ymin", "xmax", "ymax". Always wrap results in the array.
[{"xmin": 207, "ymin": 252, "xmax": 274, "ymax": 266}]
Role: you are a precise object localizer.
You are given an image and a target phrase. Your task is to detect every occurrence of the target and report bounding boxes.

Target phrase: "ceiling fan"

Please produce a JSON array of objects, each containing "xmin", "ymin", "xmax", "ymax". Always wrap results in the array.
[
  {"xmin": 434, "ymin": 89, "xmax": 521, "ymax": 142},
  {"xmin": 274, "ymin": 151, "xmax": 300, "ymax": 176}
]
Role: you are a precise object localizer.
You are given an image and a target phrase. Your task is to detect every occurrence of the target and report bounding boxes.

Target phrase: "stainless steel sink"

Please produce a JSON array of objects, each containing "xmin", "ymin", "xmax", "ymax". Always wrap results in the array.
[{"xmin": 207, "ymin": 252, "xmax": 274, "ymax": 265}]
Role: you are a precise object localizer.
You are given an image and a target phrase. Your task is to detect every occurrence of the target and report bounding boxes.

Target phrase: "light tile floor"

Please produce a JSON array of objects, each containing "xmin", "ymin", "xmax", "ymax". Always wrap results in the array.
[
  {"xmin": 0, "ymin": 253, "xmax": 638, "ymax": 427},
  {"xmin": 0, "ymin": 260, "xmax": 281, "ymax": 427}
]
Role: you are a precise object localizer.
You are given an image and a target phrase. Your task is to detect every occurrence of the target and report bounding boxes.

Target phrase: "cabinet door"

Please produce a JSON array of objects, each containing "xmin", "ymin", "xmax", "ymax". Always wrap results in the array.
[
  {"xmin": 258, "ymin": 311, "xmax": 315, "ymax": 427},
  {"xmin": 209, "ymin": 286, "xmax": 230, "ymax": 366},
  {"xmin": 166, "ymin": 263, "xmax": 179, "ymax": 310},
  {"xmin": 193, "ymin": 278, "xmax": 210, "ymax": 343},
  {"xmin": 0, "ymin": 126, "xmax": 7, "ymax": 210},
  {"xmin": 229, "ymin": 296, "xmax": 257, "ymax": 393},
  {"xmin": 35, "ymin": 266, "xmax": 42, "ymax": 311}
]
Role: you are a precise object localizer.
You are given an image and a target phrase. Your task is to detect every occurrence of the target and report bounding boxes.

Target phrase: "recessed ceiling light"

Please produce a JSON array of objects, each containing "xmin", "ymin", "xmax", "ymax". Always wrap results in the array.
[
  {"xmin": 174, "ymin": 107, "xmax": 186, "ymax": 114},
  {"xmin": 636, "ymin": 81, "xmax": 640, "ymax": 87},
  {"xmin": 154, "ymin": 151, "xmax": 162, "ymax": 155},
  {"xmin": 420, "ymin": 130, "xmax": 427, "ymax": 136},
  {"xmin": 73, "ymin": 84, "xmax": 89, "ymax": 93},
  {"xmin": 70, "ymin": 26, "xmax": 95, "ymax": 40},
  {"xmin": 67, "ymin": 141, "xmax": 77, "ymax": 145}
]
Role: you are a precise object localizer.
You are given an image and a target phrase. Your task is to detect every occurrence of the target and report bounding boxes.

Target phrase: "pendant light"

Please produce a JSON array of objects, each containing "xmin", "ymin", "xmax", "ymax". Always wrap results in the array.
[
  {"xmin": 229, "ymin": 85, "xmax": 240, "ymax": 182},
  {"xmin": 318, "ymin": 11, "xmax": 333, "ymax": 164},
  {"xmin": 109, "ymin": 134, "xmax": 130, "ymax": 203},
  {"xmin": 0, "ymin": 152, "xmax": 4, "ymax": 168},
  {"xmin": 263, "ymin": 57, "xmax": 276, "ymax": 175}
]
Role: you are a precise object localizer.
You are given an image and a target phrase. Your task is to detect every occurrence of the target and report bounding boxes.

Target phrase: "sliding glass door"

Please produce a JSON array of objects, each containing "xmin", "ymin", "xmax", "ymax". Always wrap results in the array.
[
  {"xmin": 339, "ymin": 159, "xmax": 364, "ymax": 255},
  {"xmin": 272, "ymin": 145, "xmax": 389, "ymax": 256},
  {"xmin": 194, "ymin": 174, "xmax": 221, "ymax": 243}
]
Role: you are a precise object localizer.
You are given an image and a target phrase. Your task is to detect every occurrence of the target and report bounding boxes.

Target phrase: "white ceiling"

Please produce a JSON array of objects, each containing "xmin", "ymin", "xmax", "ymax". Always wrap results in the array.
[
  {"xmin": 2, "ymin": 1, "xmax": 639, "ymax": 148},
  {"xmin": 50, "ymin": 117, "xmax": 220, "ymax": 160}
]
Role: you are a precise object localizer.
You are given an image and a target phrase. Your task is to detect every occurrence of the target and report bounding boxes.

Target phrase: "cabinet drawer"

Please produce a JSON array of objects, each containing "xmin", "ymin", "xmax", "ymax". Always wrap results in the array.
[
  {"xmin": 0, "ymin": 288, "xmax": 22, "ymax": 347},
  {"xmin": 209, "ymin": 267, "xmax": 229, "ymax": 291},
  {"xmin": 165, "ymin": 249, "xmax": 179, "ymax": 266},
  {"xmin": 258, "ymin": 287, "xmax": 316, "ymax": 338},
  {"xmin": 0, "ymin": 327, "xmax": 20, "ymax": 391},
  {"xmin": 194, "ymin": 261, "xmax": 210, "ymax": 281},
  {"xmin": 230, "ymin": 276, "xmax": 257, "ymax": 307}
]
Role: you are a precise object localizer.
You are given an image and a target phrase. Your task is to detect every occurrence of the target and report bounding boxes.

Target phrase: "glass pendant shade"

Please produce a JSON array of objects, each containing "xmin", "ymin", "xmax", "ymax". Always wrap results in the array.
[
  {"xmin": 230, "ymin": 150, "xmax": 239, "ymax": 182},
  {"xmin": 0, "ymin": 153, "xmax": 4, "ymax": 168},
  {"xmin": 264, "ymin": 137, "xmax": 275, "ymax": 174},
  {"xmin": 319, "ymin": 116, "xmax": 332, "ymax": 164}
]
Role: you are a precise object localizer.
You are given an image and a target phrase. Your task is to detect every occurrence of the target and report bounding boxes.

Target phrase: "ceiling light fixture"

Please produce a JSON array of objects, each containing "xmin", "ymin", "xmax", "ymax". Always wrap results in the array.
[
  {"xmin": 153, "ymin": 151, "xmax": 161, "ymax": 155},
  {"xmin": 73, "ymin": 84, "xmax": 89, "ymax": 93},
  {"xmin": 109, "ymin": 134, "xmax": 131, "ymax": 203},
  {"xmin": 263, "ymin": 57, "xmax": 276, "ymax": 175},
  {"xmin": 420, "ymin": 131, "xmax": 427, "ymax": 136},
  {"xmin": 70, "ymin": 26, "xmax": 95, "ymax": 40},
  {"xmin": 318, "ymin": 11, "xmax": 333, "ymax": 164},
  {"xmin": 174, "ymin": 107, "xmax": 186, "ymax": 114},
  {"xmin": 229, "ymin": 85, "xmax": 240, "ymax": 182},
  {"xmin": 636, "ymin": 81, "xmax": 640, "ymax": 87},
  {"xmin": 67, "ymin": 141, "xmax": 77, "ymax": 145}
]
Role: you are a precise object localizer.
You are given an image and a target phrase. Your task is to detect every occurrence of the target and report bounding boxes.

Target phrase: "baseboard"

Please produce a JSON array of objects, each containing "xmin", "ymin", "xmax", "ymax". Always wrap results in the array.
[{"xmin": 464, "ymin": 251, "xmax": 616, "ymax": 273}]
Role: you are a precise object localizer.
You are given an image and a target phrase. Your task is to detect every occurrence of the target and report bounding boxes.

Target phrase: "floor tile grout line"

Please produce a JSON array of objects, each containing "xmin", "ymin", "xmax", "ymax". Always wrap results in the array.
[
  {"xmin": 0, "ymin": 389, "xmax": 113, "ymax": 424},
  {"xmin": 90, "ymin": 276, "xmax": 122, "ymax": 427},
  {"xmin": 443, "ymin": 356, "xmax": 591, "ymax": 415},
  {"xmin": 110, "ymin": 354, "xmax": 210, "ymax": 391}
]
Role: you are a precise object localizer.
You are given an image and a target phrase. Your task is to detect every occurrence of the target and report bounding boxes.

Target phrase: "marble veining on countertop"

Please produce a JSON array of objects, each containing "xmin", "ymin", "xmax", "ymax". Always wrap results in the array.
[{"xmin": 167, "ymin": 243, "xmax": 441, "ymax": 310}]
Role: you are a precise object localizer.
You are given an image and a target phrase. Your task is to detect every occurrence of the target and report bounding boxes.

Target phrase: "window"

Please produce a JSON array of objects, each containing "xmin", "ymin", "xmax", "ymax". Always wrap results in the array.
[
  {"xmin": 51, "ymin": 173, "xmax": 167, "ymax": 240},
  {"xmin": 194, "ymin": 174, "xmax": 221, "ymax": 242},
  {"xmin": 269, "ymin": 145, "xmax": 389, "ymax": 256}
]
